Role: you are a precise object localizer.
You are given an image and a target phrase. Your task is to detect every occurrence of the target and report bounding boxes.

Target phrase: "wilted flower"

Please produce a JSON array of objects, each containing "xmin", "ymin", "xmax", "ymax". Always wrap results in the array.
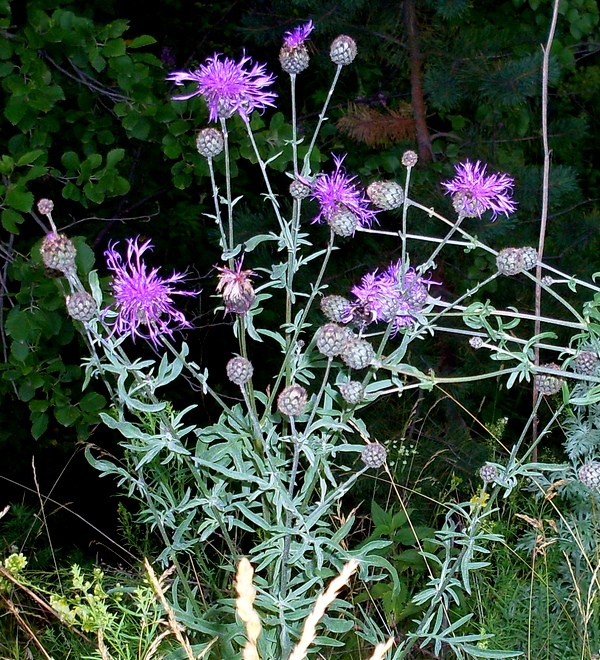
[
  {"xmin": 104, "ymin": 238, "xmax": 197, "ymax": 346},
  {"xmin": 442, "ymin": 160, "xmax": 516, "ymax": 220},
  {"xmin": 348, "ymin": 260, "xmax": 434, "ymax": 333},
  {"xmin": 167, "ymin": 53, "xmax": 276, "ymax": 122},
  {"xmin": 216, "ymin": 259, "xmax": 257, "ymax": 314},
  {"xmin": 311, "ymin": 154, "xmax": 378, "ymax": 231}
]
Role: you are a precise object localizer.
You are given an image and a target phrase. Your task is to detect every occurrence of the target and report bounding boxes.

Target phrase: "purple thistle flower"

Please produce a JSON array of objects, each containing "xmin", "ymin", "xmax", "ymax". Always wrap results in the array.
[
  {"xmin": 311, "ymin": 154, "xmax": 379, "ymax": 229},
  {"xmin": 167, "ymin": 53, "xmax": 277, "ymax": 123},
  {"xmin": 441, "ymin": 160, "xmax": 517, "ymax": 220},
  {"xmin": 104, "ymin": 238, "xmax": 197, "ymax": 346},
  {"xmin": 283, "ymin": 20, "xmax": 314, "ymax": 48},
  {"xmin": 349, "ymin": 260, "xmax": 435, "ymax": 334}
]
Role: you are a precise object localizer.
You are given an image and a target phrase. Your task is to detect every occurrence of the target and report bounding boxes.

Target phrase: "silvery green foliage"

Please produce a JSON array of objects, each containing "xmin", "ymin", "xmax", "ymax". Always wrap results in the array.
[{"xmin": 35, "ymin": 24, "xmax": 600, "ymax": 660}]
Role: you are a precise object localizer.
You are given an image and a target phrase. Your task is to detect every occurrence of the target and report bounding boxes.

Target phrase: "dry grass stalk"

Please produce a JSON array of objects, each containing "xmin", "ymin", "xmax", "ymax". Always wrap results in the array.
[
  {"xmin": 97, "ymin": 628, "xmax": 112, "ymax": 659},
  {"xmin": 337, "ymin": 103, "xmax": 415, "ymax": 148},
  {"xmin": 144, "ymin": 558, "xmax": 195, "ymax": 660},
  {"xmin": 0, "ymin": 591, "xmax": 53, "ymax": 660},
  {"xmin": 235, "ymin": 557, "xmax": 262, "ymax": 660},
  {"xmin": 367, "ymin": 637, "xmax": 395, "ymax": 660},
  {"xmin": 288, "ymin": 559, "xmax": 359, "ymax": 660}
]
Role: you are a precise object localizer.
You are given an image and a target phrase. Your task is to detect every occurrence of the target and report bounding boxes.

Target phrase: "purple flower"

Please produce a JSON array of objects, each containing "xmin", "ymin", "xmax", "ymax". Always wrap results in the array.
[
  {"xmin": 311, "ymin": 154, "xmax": 379, "ymax": 229},
  {"xmin": 349, "ymin": 260, "xmax": 434, "ymax": 333},
  {"xmin": 441, "ymin": 160, "xmax": 516, "ymax": 220},
  {"xmin": 166, "ymin": 53, "xmax": 277, "ymax": 122},
  {"xmin": 104, "ymin": 238, "xmax": 197, "ymax": 346},
  {"xmin": 283, "ymin": 20, "xmax": 314, "ymax": 48}
]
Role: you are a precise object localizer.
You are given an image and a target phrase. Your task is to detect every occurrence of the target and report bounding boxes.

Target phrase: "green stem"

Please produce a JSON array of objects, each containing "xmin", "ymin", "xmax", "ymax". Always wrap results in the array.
[
  {"xmin": 219, "ymin": 117, "xmax": 234, "ymax": 257},
  {"xmin": 206, "ymin": 156, "xmax": 228, "ymax": 253},
  {"xmin": 261, "ymin": 232, "xmax": 336, "ymax": 423},
  {"xmin": 301, "ymin": 65, "xmax": 343, "ymax": 177}
]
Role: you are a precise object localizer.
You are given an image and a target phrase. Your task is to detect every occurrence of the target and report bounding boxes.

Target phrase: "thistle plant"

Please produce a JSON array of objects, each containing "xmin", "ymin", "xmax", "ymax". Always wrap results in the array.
[{"xmin": 28, "ymin": 16, "xmax": 600, "ymax": 660}]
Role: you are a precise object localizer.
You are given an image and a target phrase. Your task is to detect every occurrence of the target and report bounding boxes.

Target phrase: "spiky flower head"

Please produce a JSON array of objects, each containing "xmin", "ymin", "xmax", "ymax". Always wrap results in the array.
[
  {"xmin": 401, "ymin": 151, "xmax": 418, "ymax": 168},
  {"xmin": 469, "ymin": 336, "xmax": 484, "ymax": 349},
  {"xmin": 330, "ymin": 35, "xmax": 357, "ymax": 66},
  {"xmin": 37, "ymin": 198, "xmax": 54, "ymax": 215},
  {"xmin": 534, "ymin": 363, "xmax": 564, "ymax": 396},
  {"xmin": 216, "ymin": 259, "xmax": 257, "ymax": 314},
  {"xmin": 40, "ymin": 233, "xmax": 77, "ymax": 277},
  {"xmin": 315, "ymin": 323, "xmax": 351, "ymax": 357},
  {"xmin": 196, "ymin": 128, "xmax": 224, "ymax": 158},
  {"xmin": 277, "ymin": 384, "xmax": 308, "ymax": 417},
  {"xmin": 442, "ymin": 160, "xmax": 516, "ymax": 220},
  {"xmin": 578, "ymin": 461, "xmax": 600, "ymax": 489},
  {"xmin": 167, "ymin": 53, "xmax": 277, "ymax": 123},
  {"xmin": 349, "ymin": 260, "xmax": 433, "ymax": 333},
  {"xmin": 66, "ymin": 291, "xmax": 97, "ymax": 322},
  {"xmin": 104, "ymin": 238, "xmax": 196, "ymax": 346},
  {"xmin": 320, "ymin": 295, "xmax": 353, "ymax": 323},
  {"xmin": 367, "ymin": 181, "xmax": 404, "ymax": 210},
  {"xmin": 496, "ymin": 247, "xmax": 524, "ymax": 276},
  {"xmin": 574, "ymin": 351, "xmax": 599, "ymax": 376},
  {"xmin": 339, "ymin": 380, "xmax": 365, "ymax": 405},
  {"xmin": 226, "ymin": 356, "xmax": 254, "ymax": 386},
  {"xmin": 479, "ymin": 463, "xmax": 499, "ymax": 484},
  {"xmin": 311, "ymin": 154, "xmax": 378, "ymax": 231},
  {"xmin": 361, "ymin": 442, "xmax": 387, "ymax": 468},
  {"xmin": 341, "ymin": 337, "xmax": 375, "ymax": 370},
  {"xmin": 280, "ymin": 21, "xmax": 314, "ymax": 74}
]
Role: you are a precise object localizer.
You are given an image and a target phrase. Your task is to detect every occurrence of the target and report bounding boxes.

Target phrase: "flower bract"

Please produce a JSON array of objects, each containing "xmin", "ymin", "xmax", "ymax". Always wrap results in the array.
[
  {"xmin": 167, "ymin": 53, "xmax": 277, "ymax": 122},
  {"xmin": 441, "ymin": 160, "xmax": 516, "ymax": 220},
  {"xmin": 311, "ymin": 154, "xmax": 379, "ymax": 230},
  {"xmin": 104, "ymin": 238, "xmax": 197, "ymax": 346}
]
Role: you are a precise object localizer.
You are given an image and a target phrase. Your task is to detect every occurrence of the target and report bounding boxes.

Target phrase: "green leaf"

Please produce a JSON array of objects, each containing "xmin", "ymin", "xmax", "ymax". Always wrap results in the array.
[
  {"xmin": 5, "ymin": 308, "xmax": 37, "ymax": 342},
  {"xmin": 5, "ymin": 187, "xmax": 33, "ymax": 212},
  {"xmin": 2, "ymin": 208, "xmax": 24, "ymax": 233},
  {"xmin": 4, "ymin": 98, "xmax": 28, "ymax": 125},
  {"xmin": 102, "ymin": 38, "xmax": 127, "ymax": 57},
  {"xmin": 16, "ymin": 150, "xmax": 44, "ymax": 166},
  {"xmin": 61, "ymin": 151, "xmax": 80, "ymax": 171},
  {"xmin": 371, "ymin": 500, "xmax": 390, "ymax": 528},
  {"xmin": 55, "ymin": 405, "xmax": 80, "ymax": 427},
  {"xmin": 0, "ymin": 155, "xmax": 13, "ymax": 175},
  {"xmin": 79, "ymin": 392, "xmax": 107, "ymax": 413},
  {"xmin": 83, "ymin": 181, "xmax": 105, "ymax": 204},
  {"xmin": 128, "ymin": 35, "xmax": 157, "ymax": 48},
  {"xmin": 18, "ymin": 381, "xmax": 36, "ymax": 402},
  {"xmin": 73, "ymin": 236, "xmax": 95, "ymax": 275},
  {"xmin": 10, "ymin": 340, "xmax": 30, "ymax": 362},
  {"xmin": 105, "ymin": 148, "xmax": 125, "ymax": 168},
  {"xmin": 31, "ymin": 413, "xmax": 49, "ymax": 440}
]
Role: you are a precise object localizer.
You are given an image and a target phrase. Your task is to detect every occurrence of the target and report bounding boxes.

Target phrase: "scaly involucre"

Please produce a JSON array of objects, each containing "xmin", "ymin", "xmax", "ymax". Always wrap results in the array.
[
  {"xmin": 441, "ymin": 160, "xmax": 516, "ymax": 220},
  {"xmin": 283, "ymin": 20, "xmax": 314, "ymax": 48},
  {"xmin": 311, "ymin": 154, "xmax": 379, "ymax": 228},
  {"xmin": 104, "ymin": 238, "xmax": 197, "ymax": 346},
  {"xmin": 167, "ymin": 53, "xmax": 277, "ymax": 122}
]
